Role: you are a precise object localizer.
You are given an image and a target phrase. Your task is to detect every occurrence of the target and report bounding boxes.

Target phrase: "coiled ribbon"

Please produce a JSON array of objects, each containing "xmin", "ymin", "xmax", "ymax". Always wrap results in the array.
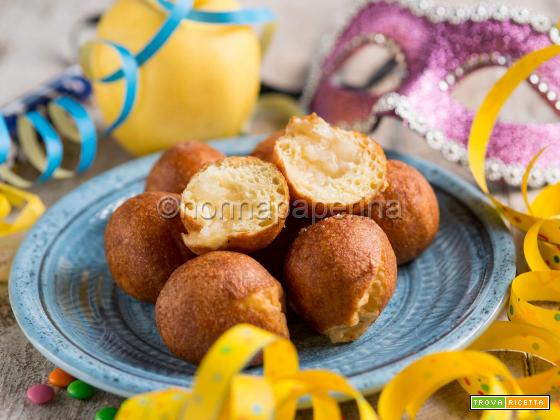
[
  {"xmin": 116, "ymin": 324, "xmax": 376, "ymax": 420},
  {"xmin": 0, "ymin": 96, "xmax": 97, "ymax": 188},
  {"xmin": 0, "ymin": 0, "xmax": 274, "ymax": 188},
  {"xmin": 0, "ymin": 184, "xmax": 45, "ymax": 281}
]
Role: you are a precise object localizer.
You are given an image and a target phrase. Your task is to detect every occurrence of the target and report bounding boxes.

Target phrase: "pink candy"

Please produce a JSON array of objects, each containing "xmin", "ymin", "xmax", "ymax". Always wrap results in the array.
[{"xmin": 26, "ymin": 384, "xmax": 54, "ymax": 405}]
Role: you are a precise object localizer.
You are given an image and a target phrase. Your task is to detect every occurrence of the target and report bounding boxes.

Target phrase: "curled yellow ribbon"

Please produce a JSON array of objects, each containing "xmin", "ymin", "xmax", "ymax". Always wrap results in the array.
[
  {"xmin": 116, "ymin": 324, "xmax": 378, "ymax": 420},
  {"xmin": 463, "ymin": 39, "xmax": 560, "ymax": 419},
  {"xmin": 0, "ymin": 183, "xmax": 45, "ymax": 281},
  {"xmin": 466, "ymin": 39, "xmax": 560, "ymax": 343}
]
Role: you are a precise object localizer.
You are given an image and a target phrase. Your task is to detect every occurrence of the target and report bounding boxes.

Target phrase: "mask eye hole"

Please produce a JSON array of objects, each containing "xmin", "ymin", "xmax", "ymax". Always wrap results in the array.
[
  {"xmin": 450, "ymin": 66, "xmax": 559, "ymax": 124},
  {"xmin": 330, "ymin": 41, "xmax": 407, "ymax": 97}
]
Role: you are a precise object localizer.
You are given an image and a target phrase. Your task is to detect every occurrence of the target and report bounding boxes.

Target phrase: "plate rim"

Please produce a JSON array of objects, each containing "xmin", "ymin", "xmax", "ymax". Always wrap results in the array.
[{"xmin": 9, "ymin": 135, "xmax": 516, "ymax": 398}]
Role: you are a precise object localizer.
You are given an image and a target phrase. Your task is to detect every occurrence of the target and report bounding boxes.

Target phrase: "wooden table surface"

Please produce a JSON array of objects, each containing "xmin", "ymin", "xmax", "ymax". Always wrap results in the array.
[{"xmin": 1, "ymin": 0, "xmax": 559, "ymax": 418}]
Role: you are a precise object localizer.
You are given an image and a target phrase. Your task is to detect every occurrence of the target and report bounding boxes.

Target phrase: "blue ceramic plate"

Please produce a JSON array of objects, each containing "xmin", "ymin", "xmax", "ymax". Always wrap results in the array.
[{"xmin": 10, "ymin": 135, "xmax": 515, "ymax": 398}]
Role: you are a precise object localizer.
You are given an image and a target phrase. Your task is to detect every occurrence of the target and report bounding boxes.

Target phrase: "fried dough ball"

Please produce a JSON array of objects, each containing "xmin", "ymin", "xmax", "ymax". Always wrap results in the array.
[
  {"xmin": 145, "ymin": 141, "xmax": 224, "ymax": 194},
  {"xmin": 272, "ymin": 114, "xmax": 387, "ymax": 215},
  {"xmin": 367, "ymin": 160, "xmax": 439, "ymax": 264},
  {"xmin": 105, "ymin": 192, "xmax": 194, "ymax": 303},
  {"xmin": 180, "ymin": 156, "xmax": 290, "ymax": 255},
  {"xmin": 284, "ymin": 215, "xmax": 397, "ymax": 343},
  {"xmin": 155, "ymin": 251, "xmax": 289, "ymax": 364},
  {"xmin": 250, "ymin": 130, "xmax": 284, "ymax": 163}
]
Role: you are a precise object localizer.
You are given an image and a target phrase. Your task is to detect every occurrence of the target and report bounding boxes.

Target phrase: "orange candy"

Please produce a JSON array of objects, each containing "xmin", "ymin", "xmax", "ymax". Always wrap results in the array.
[{"xmin": 48, "ymin": 368, "xmax": 75, "ymax": 388}]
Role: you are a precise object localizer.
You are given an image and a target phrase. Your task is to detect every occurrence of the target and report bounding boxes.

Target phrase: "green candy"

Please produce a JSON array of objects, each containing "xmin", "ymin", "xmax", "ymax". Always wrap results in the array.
[
  {"xmin": 94, "ymin": 406, "xmax": 118, "ymax": 420},
  {"xmin": 67, "ymin": 380, "xmax": 95, "ymax": 400}
]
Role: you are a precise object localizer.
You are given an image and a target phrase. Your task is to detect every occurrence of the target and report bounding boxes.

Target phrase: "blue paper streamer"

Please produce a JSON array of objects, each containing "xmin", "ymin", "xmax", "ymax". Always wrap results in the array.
[
  {"xmin": 103, "ymin": 0, "xmax": 194, "ymax": 83},
  {"xmin": 0, "ymin": 117, "xmax": 9, "ymax": 165},
  {"xmin": 21, "ymin": 111, "xmax": 64, "ymax": 183},
  {"xmin": 0, "ymin": 95, "xmax": 96, "ymax": 185},
  {"xmin": 1, "ymin": 70, "xmax": 92, "ymax": 135},
  {"xmin": 158, "ymin": 0, "xmax": 275, "ymax": 24},
  {"xmin": 51, "ymin": 96, "xmax": 97, "ymax": 173},
  {"xmin": 96, "ymin": 42, "xmax": 140, "ymax": 135}
]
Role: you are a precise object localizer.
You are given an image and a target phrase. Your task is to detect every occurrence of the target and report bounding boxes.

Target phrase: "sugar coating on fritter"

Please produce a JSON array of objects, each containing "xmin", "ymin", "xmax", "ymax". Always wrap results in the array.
[
  {"xmin": 180, "ymin": 156, "xmax": 289, "ymax": 254},
  {"xmin": 273, "ymin": 114, "xmax": 387, "ymax": 213},
  {"xmin": 284, "ymin": 215, "xmax": 397, "ymax": 343},
  {"xmin": 155, "ymin": 251, "xmax": 289, "ymax": 364}
]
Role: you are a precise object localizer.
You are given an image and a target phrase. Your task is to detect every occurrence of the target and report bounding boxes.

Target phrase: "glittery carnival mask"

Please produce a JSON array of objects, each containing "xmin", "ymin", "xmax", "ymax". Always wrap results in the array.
[{"xmin": 302, "ymin": 0, "xmax": 560, "ymax": 187}]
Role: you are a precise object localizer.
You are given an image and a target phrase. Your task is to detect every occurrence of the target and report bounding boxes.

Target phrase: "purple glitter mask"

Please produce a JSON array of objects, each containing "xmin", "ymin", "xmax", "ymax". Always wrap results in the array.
[{"xmin": 302, "ymin": 0, "xmax": 560, "ymax": 187}]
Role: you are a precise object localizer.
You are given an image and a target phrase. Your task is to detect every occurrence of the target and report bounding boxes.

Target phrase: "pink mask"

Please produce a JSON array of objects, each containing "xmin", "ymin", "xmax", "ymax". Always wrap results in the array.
[{"xmin": 302, "ymin": 0, "xmax": 560, "ymax": 187}]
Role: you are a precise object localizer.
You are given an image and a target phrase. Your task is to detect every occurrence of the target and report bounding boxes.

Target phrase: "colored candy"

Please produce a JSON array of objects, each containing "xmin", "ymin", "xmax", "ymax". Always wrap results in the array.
[
  {"xmin": 95, "ymin": 406, "xmax": 118, "ymax": 420},
  {"xmin": 48, "ymin": 368, "xmax": 75, "ymax": 388},
  {"xmin": 67, "ymin": 380, "xmax": 95, "ymax": 400},
  {"xmin": 26, "ymin": 384, "xmax": 54, "ymax": 405}
]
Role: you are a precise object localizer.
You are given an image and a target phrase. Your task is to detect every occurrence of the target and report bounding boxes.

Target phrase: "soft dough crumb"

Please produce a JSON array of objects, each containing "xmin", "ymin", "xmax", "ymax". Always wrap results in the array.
[
  {"xmin": 180, "ymin": 156, "xmax": 289, "ymax": 254},
  {"xmin": 273, "ymin": 114, "xmax": 387, "ymax": 213}
]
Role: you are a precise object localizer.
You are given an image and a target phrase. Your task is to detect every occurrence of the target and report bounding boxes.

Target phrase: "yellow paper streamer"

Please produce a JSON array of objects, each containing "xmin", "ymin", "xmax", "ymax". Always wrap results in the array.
[
  {"xmin": 0, "ymin": 183, "xmax": 45, "ymax": 235},
  {"xmin": 116, "ymin": 324, "xmax": 378, "ymax": 420},
  {"xmin": 0, "ymin": 183, "xmax": 45, "ymax": 281},
  {"xmin": 468, "ymin": 44, "xmax": 560, "ymax": 247},
  {"xmin": 462, "ymin": 38, "xmax": 560, "ymax": 418},
  {"xmin": 116, "ymin": 39, "xmax": 560, "ymax": 420}
]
